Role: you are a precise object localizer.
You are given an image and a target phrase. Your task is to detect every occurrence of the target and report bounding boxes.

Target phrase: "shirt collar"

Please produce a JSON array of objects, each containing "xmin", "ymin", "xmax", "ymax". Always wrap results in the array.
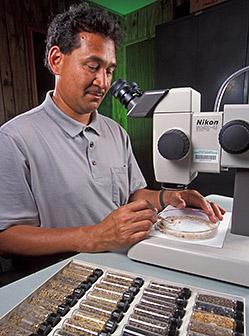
[{"xmin": 43, "ymin": 91, "xmax": 101, "ymax": 137}]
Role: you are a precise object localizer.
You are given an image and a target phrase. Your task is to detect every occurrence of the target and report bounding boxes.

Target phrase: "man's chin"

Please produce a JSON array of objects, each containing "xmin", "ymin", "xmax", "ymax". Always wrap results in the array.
[
  {"xmin": 78, "ymin": 100, "xmax": 101, "ymax": 114},
  {"xmin": 88, "ymin": 102, "xmax": 101, "ymax": 112},
  {"xmin": 78, "ymin": 106, "xmax": 98, "ymax": 115}
]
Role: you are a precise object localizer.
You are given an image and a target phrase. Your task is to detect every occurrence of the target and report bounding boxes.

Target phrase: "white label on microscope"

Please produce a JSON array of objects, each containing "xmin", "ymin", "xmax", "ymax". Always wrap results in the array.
[{"xmin": 193, "ymin": 149, "xmax": 218, "ymax": 163}]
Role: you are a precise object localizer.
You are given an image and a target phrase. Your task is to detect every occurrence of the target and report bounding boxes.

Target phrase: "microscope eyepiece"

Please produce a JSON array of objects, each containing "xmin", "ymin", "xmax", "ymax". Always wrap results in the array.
[{"xmin": 110, "ymin": 79, "xmax": 143, "ymax": 108}]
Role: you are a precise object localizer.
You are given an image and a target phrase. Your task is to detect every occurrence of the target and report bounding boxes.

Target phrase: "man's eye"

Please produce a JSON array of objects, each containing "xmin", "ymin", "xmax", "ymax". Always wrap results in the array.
[
  {"xmin": 106, "ymin": 68, "xmax": 115, "ymax": 76},
  {"xmin": 87, "ymin": 64, "xmax": 98, "ymax": 72}
]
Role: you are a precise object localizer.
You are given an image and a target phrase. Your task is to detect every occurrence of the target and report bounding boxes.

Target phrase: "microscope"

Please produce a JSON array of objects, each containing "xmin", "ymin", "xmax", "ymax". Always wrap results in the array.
[{"xmin": 110, "ymin": 66, "xmax": 249, "ymax": 287}]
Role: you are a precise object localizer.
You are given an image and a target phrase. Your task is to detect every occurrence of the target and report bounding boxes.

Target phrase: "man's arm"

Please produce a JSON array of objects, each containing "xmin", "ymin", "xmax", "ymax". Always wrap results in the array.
[
  {"xmin": 0, "ymin": 200, "xmax": 158, "ymax": 256},
  {"xmin": 129, "ymin": 188, "xmax": 225, "ymax": 222},
  {"xmin": 0, "ymin": 225, "xmax": 84, "ymax": 256}
]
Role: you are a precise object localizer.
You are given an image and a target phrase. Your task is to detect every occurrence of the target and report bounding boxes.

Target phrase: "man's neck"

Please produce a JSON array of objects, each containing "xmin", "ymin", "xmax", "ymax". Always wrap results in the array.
[{"xmin": 51, "ymin": 93, "xmax": 93, "ymax": 125}]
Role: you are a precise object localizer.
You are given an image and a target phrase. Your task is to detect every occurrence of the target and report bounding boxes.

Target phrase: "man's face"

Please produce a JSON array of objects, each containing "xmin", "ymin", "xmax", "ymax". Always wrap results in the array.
[{"xmin": 53, "ymin": 32, "xmax": 116, "ymax": 120}]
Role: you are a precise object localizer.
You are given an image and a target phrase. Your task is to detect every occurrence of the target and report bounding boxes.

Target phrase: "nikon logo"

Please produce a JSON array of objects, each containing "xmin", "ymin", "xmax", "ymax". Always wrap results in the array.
[{"xmin": 196, "ymin": 119, "xmax": 219, "ymax": 126}]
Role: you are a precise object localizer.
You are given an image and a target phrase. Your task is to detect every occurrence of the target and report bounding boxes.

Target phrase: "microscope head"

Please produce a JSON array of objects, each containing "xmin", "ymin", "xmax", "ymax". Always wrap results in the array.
[{"xmin": 110, "ymin": 81, "xmax": 203, "ymax": 186}]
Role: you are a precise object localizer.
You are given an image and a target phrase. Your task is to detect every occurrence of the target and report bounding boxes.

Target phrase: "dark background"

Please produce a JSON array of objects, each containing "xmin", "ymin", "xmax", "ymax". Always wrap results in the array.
[{"xmin": 155, "ymin": 0, "xmax": 249, "ymax": 196}]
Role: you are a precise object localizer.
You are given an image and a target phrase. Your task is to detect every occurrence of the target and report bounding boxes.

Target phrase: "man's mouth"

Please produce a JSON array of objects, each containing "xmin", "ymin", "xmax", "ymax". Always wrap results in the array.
[
  {"xmin": 86, "ymin": 88, "xmax": 105, "ymax": 98},
  {"xmin": 88, "ymin": 93, "xmax": 103, "ymax": 98}
]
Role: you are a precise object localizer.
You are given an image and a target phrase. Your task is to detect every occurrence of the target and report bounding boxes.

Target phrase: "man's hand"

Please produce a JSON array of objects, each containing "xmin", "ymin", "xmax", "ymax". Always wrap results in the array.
[
  {"xmin": 163, "ymin": 189, "xmax": 225, "ymax": 223},
  {"xmin": 82, "ymin": 200, "xmax": 158, "ymax": 252}
]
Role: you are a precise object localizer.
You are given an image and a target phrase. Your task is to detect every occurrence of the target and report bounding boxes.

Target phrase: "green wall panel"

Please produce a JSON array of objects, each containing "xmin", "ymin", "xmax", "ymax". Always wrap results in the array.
[{"xmin": 126, "ymin": 38, "xmax": 159, "ymax": 188}]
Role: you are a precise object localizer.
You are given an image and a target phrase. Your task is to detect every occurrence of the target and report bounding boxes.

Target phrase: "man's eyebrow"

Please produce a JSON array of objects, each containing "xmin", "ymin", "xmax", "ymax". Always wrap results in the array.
[{"xmin": 85, "ymin": 56, "xmax": 117, "ymax": 68}]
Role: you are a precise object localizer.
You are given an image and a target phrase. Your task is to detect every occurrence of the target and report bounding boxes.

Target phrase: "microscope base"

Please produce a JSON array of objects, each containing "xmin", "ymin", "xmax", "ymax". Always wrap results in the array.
[{"xmin": 128, "ymin": 231, "xmax": 249, "ymax": 287}]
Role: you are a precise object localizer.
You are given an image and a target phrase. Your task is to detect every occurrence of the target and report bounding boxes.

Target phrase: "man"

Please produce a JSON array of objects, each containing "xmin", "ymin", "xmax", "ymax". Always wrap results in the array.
[{"xmin": 0, "ymin": 3, "xmax": 224, "ymax": 258}]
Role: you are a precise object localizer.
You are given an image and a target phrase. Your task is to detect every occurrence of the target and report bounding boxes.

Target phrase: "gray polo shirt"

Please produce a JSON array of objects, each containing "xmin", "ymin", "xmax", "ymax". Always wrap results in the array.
[{"xmin": 0, "ymin": 92, "xmax": 146, "ymax": 230}]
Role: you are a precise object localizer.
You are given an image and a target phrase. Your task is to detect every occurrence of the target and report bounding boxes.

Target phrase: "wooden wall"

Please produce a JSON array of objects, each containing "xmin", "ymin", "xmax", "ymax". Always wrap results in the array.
[
  {"xmin": 0, "ymin": 0, "xmax": 83, "ymax": 125},
  {"xmin": 112, "ymin": 1, "xmax": 172, "ymax": 128}
]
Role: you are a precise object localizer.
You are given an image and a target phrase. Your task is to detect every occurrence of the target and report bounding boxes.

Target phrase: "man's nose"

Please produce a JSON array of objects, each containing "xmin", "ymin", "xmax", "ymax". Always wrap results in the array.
[{"xmin": 93, "ymin": 69, "xmax": 108, "ymax": 90}]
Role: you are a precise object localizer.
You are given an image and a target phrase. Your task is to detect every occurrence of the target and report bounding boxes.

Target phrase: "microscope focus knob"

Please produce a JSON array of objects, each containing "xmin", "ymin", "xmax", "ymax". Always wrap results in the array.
[
  {"xmin": 158, "ymin": 129, "xmax": 190, "ymax": 160},
  {"xmin": 219, "ymin": 120, "xmax": 249, "ymax": 154}
]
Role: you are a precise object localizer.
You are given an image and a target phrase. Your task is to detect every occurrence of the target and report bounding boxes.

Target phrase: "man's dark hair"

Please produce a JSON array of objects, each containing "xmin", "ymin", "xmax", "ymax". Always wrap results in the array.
[{"xmin": 44, "ymin": 2, "xmax": 122, "ymax": 70}]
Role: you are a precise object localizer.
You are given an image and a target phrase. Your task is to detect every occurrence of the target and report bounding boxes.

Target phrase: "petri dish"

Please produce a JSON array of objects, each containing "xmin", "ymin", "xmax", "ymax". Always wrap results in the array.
[{"xmin": 156, "ymin": 207, "xmax": 219, "ymax": 240}]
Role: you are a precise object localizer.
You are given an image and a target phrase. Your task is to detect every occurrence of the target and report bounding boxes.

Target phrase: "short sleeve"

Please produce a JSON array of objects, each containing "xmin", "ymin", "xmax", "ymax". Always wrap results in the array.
[
  {"xmin": 0, "ymin": 131, "xmax": 39, "ymax": 230},
  {"xmin": 126, "ymin": 135, "xmax": 147, "ymax": 194}
]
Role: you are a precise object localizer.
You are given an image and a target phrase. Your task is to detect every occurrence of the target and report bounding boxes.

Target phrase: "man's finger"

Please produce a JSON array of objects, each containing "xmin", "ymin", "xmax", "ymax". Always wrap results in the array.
[
  {"xmin": 209, "ymin": 201, "xmax": 225, "ymax": 220},
  {"xmin": 121, "ymin": 220, "xmax": 154, "ymax": 235},
  {"xmin": 132, "ymin": 209, "xmax": 158, "ymax": 223},
  {"xmin": 127, "ymin": 230, "xmax": 151, "ymax": 245},
  {"xmin": 124, "ymin": 199, "xmax": 156, "ymax": 212},
  {"xmin": 175, "ymin": 199, "xmax": 186, "ymax": 209}
]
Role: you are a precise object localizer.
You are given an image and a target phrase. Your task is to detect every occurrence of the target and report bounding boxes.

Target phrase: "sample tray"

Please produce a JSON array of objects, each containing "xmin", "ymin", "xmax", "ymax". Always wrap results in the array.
[{"xmin": 0, "ymin": 259, "xmax": 246, "ymax": 336}]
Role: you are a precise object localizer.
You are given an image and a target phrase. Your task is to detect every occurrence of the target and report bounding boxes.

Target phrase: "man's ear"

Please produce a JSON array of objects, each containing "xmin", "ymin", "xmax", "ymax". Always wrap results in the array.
[{"xmin": 48, "ymin": 46, "xmax": 64, "ymax": 75}]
